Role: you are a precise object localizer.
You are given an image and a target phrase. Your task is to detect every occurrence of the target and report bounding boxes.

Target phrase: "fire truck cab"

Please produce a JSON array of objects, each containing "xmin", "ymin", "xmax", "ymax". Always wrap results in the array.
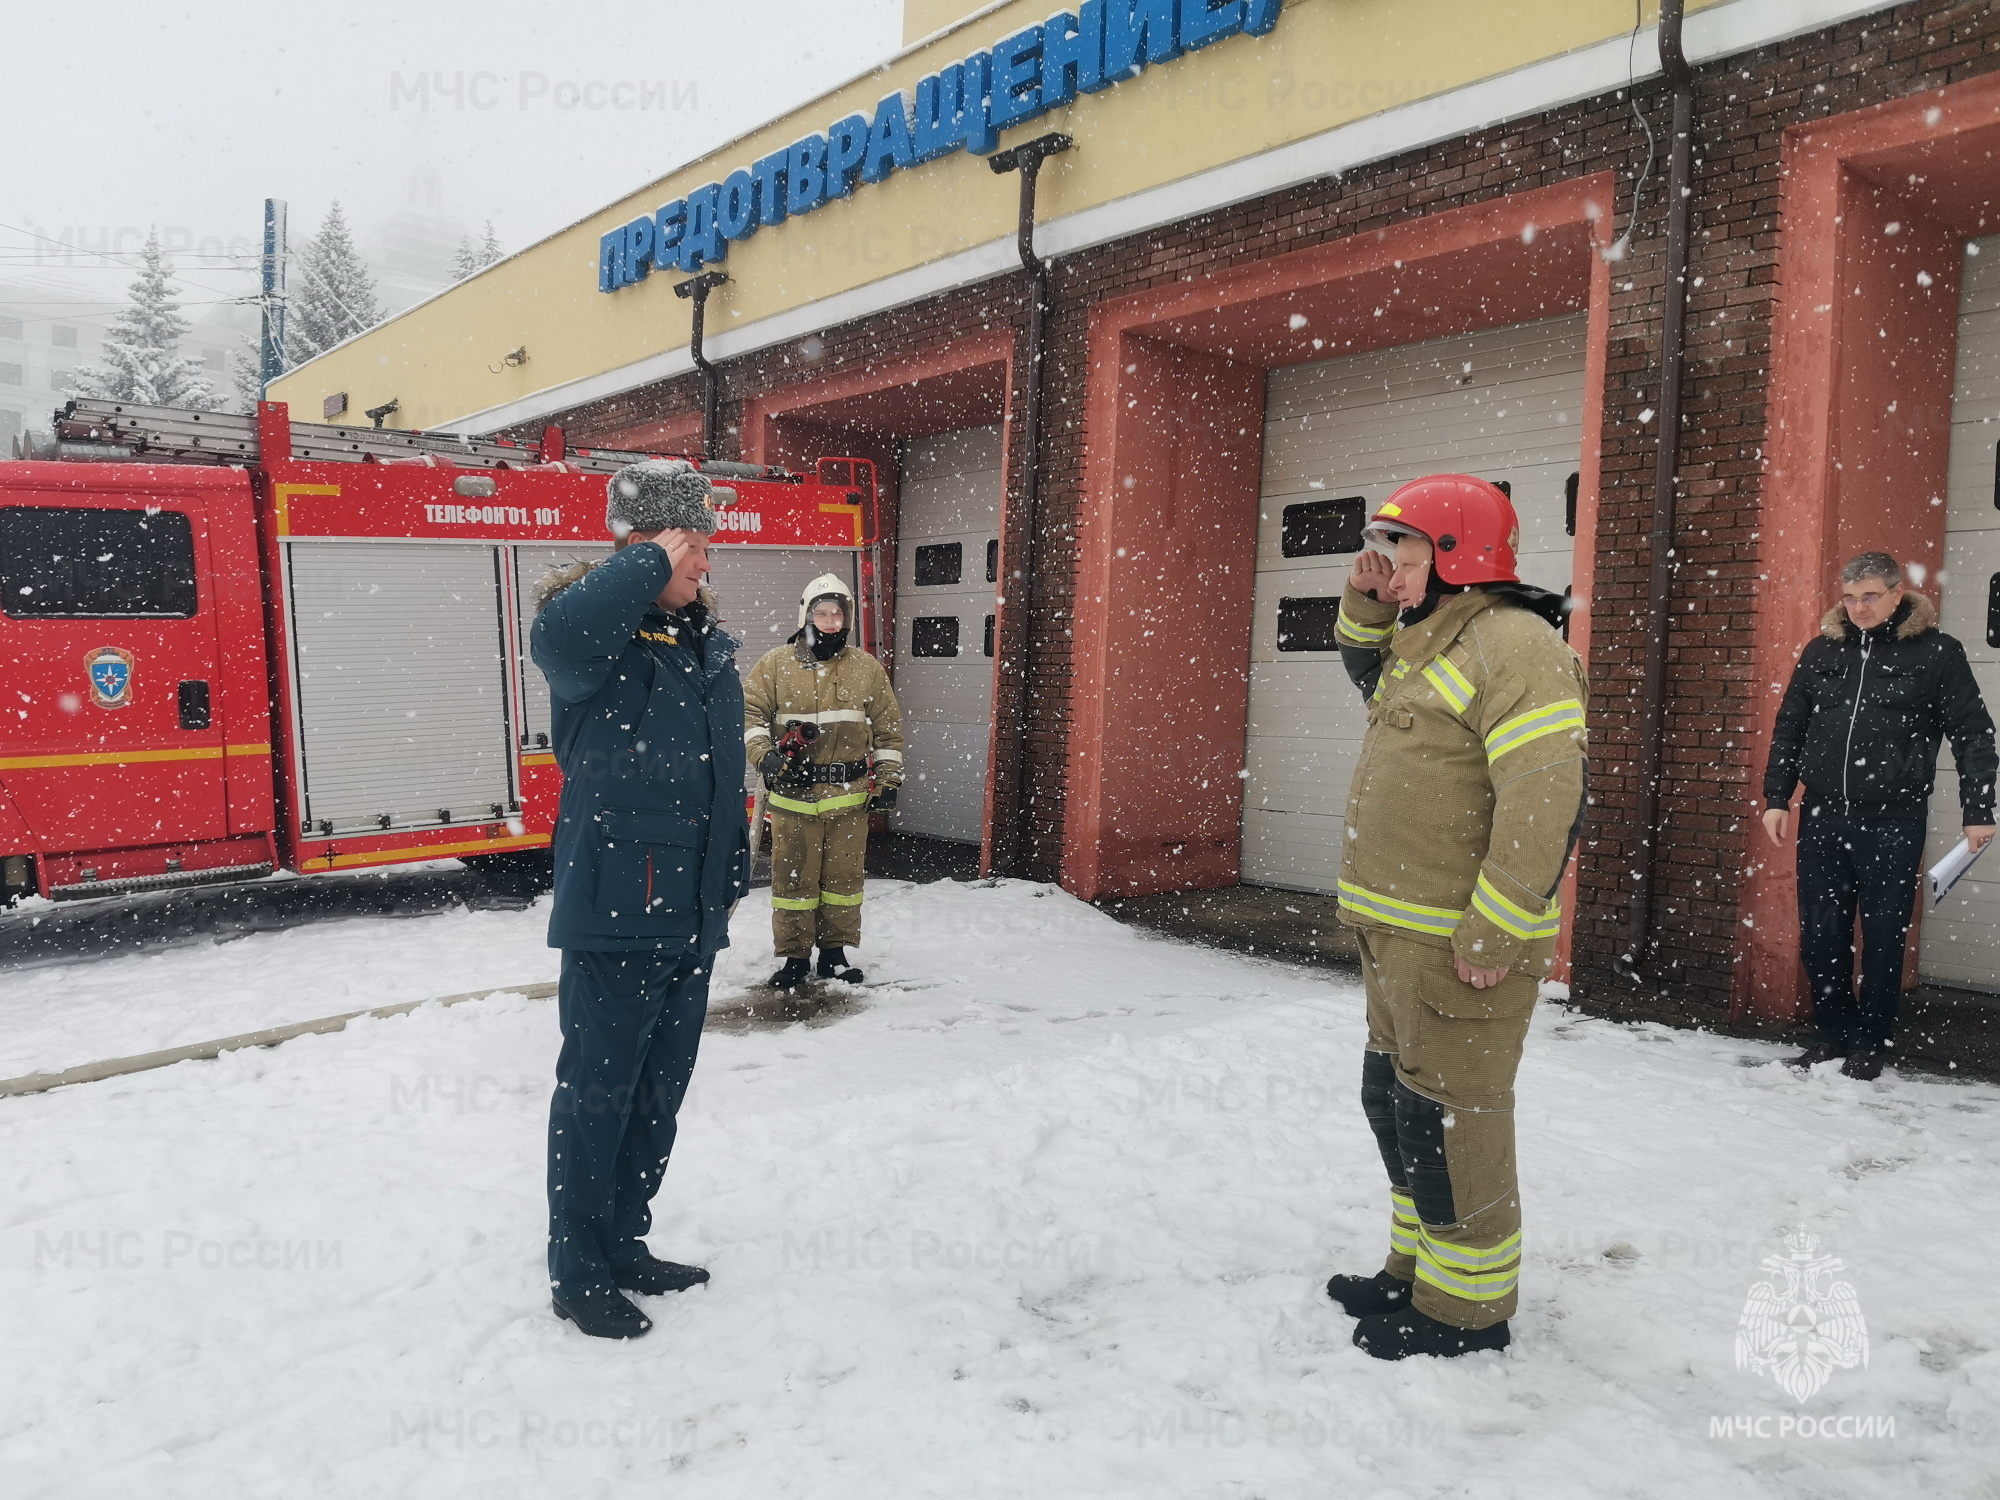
[{"xmin": 0, "ymin": 400, "xmax": 878, "ymax": 905}]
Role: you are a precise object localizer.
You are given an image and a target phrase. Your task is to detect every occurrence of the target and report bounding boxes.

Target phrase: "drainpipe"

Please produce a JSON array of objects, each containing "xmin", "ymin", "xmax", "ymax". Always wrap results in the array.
[
  {"xmin": 674, "ymin": 270, "xmax": 730, "ymax": 459},
  {"xmin": 1616, "ymin": 0, "xmax": 1696, "ymax": 985},
  {"xmin": 988, "ymin": 132, "xmax": 1073, "ymax": 878}
]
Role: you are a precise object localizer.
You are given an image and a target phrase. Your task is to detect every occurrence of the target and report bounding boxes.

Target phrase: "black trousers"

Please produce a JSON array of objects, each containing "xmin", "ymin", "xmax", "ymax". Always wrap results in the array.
[
  {"xmin": 546, "ymin": 947, "xmax": 709, "ymax": 1296},
  {"xmin": 1796, "ymin": 807, "xmax": 1926, "ymax": 1051}
]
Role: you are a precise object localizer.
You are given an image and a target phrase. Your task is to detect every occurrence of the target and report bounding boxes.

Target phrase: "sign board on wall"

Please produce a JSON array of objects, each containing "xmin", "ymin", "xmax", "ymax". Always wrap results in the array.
[{"xmin": 598, "ymin": 0, "xmax": 1286, "ymax": 291}]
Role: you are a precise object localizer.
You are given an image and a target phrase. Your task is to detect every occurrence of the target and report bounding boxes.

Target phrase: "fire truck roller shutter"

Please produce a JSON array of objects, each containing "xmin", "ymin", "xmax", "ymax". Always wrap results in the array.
[
  {"xmin": 891, "ymin": 425, "xmax": 1003, "ymax": 845},
  {"xmin": 513, "ymin": 543, "xmax": 611, "ymax": 752},
  {"xmin": 1243, "ymin": 314, "xmax": 1588, "ymax": 895},
  {"xmin": 286, "ymin": 542, "xmax": 516, "ymax": 837},
  {"xmin": 1921, "ymin": 233, "xmax": 2000, "ymax": 991},
  {"xmin": 705, "ymin": 544, "xmax": 864, "ymax": 794}
]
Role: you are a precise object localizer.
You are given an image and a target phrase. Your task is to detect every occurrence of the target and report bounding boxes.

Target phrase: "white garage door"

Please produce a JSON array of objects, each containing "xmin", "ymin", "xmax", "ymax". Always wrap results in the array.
[
  {"xmin": 1242, "ymin": 314, "xmax": 1589, "ymax": 893},
  {"xmin": 1921, "ymin": 235, "xmax": 2000, "ymax": 992},
  {"xmin": 892, "ymin": 425, "xmax": 1003, "ymax": 843}
]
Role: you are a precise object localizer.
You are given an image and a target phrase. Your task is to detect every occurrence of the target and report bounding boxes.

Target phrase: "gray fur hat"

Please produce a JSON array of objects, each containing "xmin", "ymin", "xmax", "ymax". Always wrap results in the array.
[{"xmin": 606, "ymin": 460, "xmax": 721, "ymax": 537}]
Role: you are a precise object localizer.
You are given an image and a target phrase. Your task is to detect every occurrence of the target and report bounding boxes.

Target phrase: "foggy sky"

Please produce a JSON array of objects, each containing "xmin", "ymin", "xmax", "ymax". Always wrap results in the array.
[{"xmin": 0, "ymin": 0, "xmax": 902, "ymax": 306}]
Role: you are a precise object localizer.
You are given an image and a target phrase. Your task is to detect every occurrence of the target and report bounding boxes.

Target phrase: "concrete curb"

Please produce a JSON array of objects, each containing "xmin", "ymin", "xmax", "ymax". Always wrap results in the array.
[{"xmin": 0, "ymin": 978, "xmax": 856, "ymax": 1100}]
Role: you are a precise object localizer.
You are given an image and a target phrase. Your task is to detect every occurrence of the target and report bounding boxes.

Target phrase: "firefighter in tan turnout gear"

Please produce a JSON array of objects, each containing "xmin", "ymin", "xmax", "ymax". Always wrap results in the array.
[
  {"xmin": 743, "ymin": 575, "xmax": 904, "ymax": 989},
  {"xmin": 1322, "ymin": 474, "xmax": 1588, "ymax": 1361}
]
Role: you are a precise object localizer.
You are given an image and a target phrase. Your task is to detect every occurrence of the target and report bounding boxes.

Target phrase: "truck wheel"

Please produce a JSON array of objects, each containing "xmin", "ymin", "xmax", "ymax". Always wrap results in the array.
[{"xmin": 465, "ymin": 847, "xmax": 554, "ymax": 899}]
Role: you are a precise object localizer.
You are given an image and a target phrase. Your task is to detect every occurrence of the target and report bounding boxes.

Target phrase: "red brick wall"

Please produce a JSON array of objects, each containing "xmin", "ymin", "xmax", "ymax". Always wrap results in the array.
[{"xmin": 537, "ymin": 2, "xmax": 2000, "ymax": 1008}]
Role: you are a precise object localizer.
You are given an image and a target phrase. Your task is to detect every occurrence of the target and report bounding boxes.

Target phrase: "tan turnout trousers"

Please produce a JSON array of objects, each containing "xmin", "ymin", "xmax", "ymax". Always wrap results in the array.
[
  {"xmin": 768, "ymin": 805, "xmax": 870, "ymax": 958},
  {"xmin": 1357, "ymin": 928, "xmax": 1531, "ymax": 1330}
]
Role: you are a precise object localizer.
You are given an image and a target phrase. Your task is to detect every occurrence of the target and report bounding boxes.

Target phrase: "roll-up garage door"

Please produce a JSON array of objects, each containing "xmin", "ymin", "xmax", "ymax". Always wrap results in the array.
[
  {"xmin": 1921, "ymin": 235, "xmax": 2000, "ymax": 991},
  {"xmin": 1242, "ymin": 314, "xmax": 1589, "ymax": 893},
  {"xmin": 287, "ymin": 542, "xmax": 514, "ymax": 837},
  {"xmin": 892, "ymin": 425, "xmax": 1003, "ymax": 844}
]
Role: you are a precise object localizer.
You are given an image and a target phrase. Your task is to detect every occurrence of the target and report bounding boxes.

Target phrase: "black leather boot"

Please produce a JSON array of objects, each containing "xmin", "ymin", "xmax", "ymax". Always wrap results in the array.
[
  {"xmin": 1326, "ymin": 1269, "xmax": 1412, "ymax": 1318},
  {"xmin": 1784, "ymin": 1041, "xmax": 1848, "ymax": 1070},
  {"xmin": 612, "ymin": 1252, "xmax": 710, "ymax": 1296},
  {"xmin": 551, "ymin": 1286, "xmax": 653, "ymax": 1339},
  {"xmin": 816, "ymin": 947, "xmax": 863, "ymax": 983},
  {"xmin": 1353, "ymin": 1304, "xmax": 1508, "ymax": 1360},
  {"xmin": 769, "ymin": 956, "xmax": 811, "ymax": 991}
]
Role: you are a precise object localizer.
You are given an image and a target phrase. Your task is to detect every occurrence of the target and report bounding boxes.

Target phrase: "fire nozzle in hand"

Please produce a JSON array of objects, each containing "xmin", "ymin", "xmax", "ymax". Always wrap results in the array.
[{"xmin": 761, "ymin": 720, "xmax": 821, "ymax": 792}]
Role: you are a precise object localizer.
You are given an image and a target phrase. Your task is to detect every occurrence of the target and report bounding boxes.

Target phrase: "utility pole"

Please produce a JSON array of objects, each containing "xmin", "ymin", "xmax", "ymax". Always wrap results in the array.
[{"xmin": 258, "ymin": 198, "xmax": 288, "ymax": 397}]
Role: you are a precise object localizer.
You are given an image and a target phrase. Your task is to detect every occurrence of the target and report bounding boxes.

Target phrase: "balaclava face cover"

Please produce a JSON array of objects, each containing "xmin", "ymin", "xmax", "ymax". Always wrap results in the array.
[{"xmin": 806, "ymin": 595, "xmax": 849, "ymax": 661}]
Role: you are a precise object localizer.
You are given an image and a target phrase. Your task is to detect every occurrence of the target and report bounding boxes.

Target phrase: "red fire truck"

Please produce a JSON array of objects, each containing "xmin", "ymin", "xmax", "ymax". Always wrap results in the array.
[{"xmin": 0, "ymin": 399, "xmax": 879, "ymax": 905}]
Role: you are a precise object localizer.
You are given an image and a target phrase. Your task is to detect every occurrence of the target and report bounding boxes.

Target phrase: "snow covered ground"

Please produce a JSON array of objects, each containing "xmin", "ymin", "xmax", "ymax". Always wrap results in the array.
[{"xmin": 4, "ymin": 879, "xmax": 1996, "ymax": 1498}]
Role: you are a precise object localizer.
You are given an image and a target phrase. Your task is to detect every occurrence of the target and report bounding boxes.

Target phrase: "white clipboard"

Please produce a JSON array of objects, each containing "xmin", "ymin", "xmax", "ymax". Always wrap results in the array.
[{"xmin": 1929, "ymin": 837, "xmax": 1988, "ymax": 907}]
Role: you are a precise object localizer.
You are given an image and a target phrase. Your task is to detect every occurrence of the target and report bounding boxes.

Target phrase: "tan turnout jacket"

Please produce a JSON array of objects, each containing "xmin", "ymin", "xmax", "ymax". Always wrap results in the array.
[
  {"xmin": 1333, "ymin": 583, "xmax": 1588, "ymax": 977},
  {"xmin": 743, "ymin": 641, "xmax": 905, "ymax": 815}
]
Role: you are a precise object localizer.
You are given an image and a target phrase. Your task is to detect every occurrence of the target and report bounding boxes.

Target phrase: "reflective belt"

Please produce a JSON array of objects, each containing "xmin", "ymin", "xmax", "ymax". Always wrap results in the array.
[
  {"xmin": 1412, "ymin": 1227, "xmax": 1522, "ymax": 1303},
  {"xmin": 1470, "ymin": 872, "xmax": 1560, "ymax": 941},
  {"xmin": 1421, "ymin": 656, "xmax": 1476, "ymax": 714},
  {"xmin": 767, "ymin": 789, "xmax": 872, "ymax": 817},
  {"xmin": 1390, "ymin": 1189, "xmax": 1422, "ymax": 1259},
  {"xmin": 1485, "ymin": 699, "xmax": 1586, "ymax": 763},
  {"xmin": 1338, "ymin": 606, "xmax": 1393, "ymax": 644},
  {"xmin": 770, "ymin": 894, "xmax": 819, "ymax": 911},
  {"xmin": 820, "ymin": 889, "xmax": 864, "ymax": 906},
  {"xmin": 1335, "ymin": 879, "xmax": 1462, "ymax": 937}
]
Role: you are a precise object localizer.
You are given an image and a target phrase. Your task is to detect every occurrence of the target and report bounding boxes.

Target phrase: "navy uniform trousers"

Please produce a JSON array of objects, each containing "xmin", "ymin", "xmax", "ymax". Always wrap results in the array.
[{"xmin": 546, "ymin": 947, "xmax": 709, "ymax": 1296}]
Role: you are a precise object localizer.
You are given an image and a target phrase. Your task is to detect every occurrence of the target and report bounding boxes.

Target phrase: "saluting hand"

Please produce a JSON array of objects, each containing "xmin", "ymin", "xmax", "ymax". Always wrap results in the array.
[{"xmin": 1348, "ymin": 548, "xmax": 1394, "ymax": 601}]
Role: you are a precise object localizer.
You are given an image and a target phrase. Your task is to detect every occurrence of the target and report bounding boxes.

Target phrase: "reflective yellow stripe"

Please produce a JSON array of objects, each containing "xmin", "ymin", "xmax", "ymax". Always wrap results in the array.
[
  {"xmin": 767, "ymin": 790, "xmax": 872, "ymax": 816},
  {"xmin": 1470, "ymin": 873, "xmax": 1561, "ymax": 941},
  {"xmin": 1412, "ymin": 1228, "xmax": 1522, "ymax": 1302},
  {"xmin": 819, "ymin": 889, "xmax": 864, "ymax": 906},
  {"xmin": 1422, "ymin": 656, "xmax": 1476, "ymax": 713},
  {"xmin": 1485, "ymin": 700, "xmax": 1586, "ymax": 762},
  {"xmin": 1419, "ymin": 1229, "xmax": 1522, "ymax": 1272},
  {"xmin": 1390, "ymin": 1190, "xmax": 1421, "ymax": 1253},
  {"xmin": 1337, "ymin": 607, "xmax": 1393, "ymax": 643},
  {"xmin": 1336, "ymin": 879, "xmax": 1463, "ymax": 937},
  {"xmin": 770, "ymin": 894, "xmax": 820, "ymax": 910}
]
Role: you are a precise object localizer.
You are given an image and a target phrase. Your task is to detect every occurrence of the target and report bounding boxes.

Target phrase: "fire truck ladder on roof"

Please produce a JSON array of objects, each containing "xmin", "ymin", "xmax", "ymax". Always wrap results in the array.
[{"xmin": 48, "ymin": 399, "xmax": 803, "ymax": 481}]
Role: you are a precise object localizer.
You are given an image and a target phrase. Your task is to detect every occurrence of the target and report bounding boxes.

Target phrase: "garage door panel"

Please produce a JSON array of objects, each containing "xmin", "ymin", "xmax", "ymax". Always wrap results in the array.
[
  {"xmin": 1242, "ymin": 313, "xmax": 1587, "ymax": 894},
  {"xmin": 892, "ymin": 425, "xmax": 1002, "ymax": 844},
  {"xmin": 1921, "ymin": 232, "xmax": 2000, "ymax": 987}
]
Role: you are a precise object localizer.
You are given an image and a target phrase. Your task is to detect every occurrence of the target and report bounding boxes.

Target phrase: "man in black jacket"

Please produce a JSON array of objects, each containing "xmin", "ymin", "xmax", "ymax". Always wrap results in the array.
[{"xmin": 1763, "ymin": 552, "xmax": 1996, "ymax": 1079}]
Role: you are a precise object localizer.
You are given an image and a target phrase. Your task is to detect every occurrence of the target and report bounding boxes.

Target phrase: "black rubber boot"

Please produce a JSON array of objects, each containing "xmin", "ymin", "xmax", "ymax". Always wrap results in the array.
[
  {"xmin": 612, "ymin": 1253, "xmax": 710, "ymax": 1296},
  {"xmin": 551, "ymin": 1287, "xmax": 653, "ymax": 1339},
  {"xmin": 1326, "ymin": 1269, "xmax": 1413, "ymax": 1318},
  {"xmin": 816, "ymin": 947, "xmax": 863, "ymax": 983},
  {"xmin": 1784, "ymin": 1042, "xmax": 1848, "ymax": 1070},
  {"xmin": 1353, "ymin": 1305, "xmax": 1509, "ymax": 1361},
  {"xmin": 769, "ymin": 957, "xmax": 811, "ymax": 991},
  {"xmin": 1840, "ymin": 1050, "xmax": 1885, "ymax": 1081}
]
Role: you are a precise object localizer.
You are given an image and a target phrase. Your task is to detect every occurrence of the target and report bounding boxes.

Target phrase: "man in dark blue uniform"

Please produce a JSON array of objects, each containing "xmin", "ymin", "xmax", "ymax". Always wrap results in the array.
[{"xmin": 530, "ymin": 459, "xmax": 750, "ymax": 1338}]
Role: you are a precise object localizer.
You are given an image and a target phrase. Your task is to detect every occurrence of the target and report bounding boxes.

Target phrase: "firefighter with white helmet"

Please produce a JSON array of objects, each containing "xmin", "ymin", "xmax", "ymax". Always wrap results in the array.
[
  {"xmin": 1322, "ymin": 474, "xmax": 1588, "ymax": 1360},
  {"xmin": 743, "ymin": 574, "xmax": 904, "ymax": 989}
]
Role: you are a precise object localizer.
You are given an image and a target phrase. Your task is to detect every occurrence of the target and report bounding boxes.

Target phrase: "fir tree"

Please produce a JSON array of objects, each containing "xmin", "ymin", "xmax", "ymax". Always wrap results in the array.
[
  {"xmin": 228, "ymin": 337, "xmax": 264, "ymax": 415},
  {"xmin": 451, "ymin": 220, "xmax": 505, "ymax": 281},
  {"xmin": 286, "ymin": 201, "xmax": 383, "ymax": 365},
  {"xmin": 66, "ymin": 231, "xmax": 214, "ymax": 409}
]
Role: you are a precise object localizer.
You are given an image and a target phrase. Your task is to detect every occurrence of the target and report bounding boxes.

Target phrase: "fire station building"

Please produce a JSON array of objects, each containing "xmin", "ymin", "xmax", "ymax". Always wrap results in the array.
[{"xmin": 272, "ymin": 0, "xmax": 2000, "ymax": 1034}]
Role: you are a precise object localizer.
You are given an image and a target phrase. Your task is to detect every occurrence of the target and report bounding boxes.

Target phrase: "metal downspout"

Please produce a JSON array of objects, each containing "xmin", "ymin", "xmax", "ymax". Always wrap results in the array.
[
  {"xmin": 675, "ymin": 270, "xmax": 729, "ymax": 459},
  {"xmin": 988, "ymin": 133, "xmax": 1072, "ymax": 877},
  {"xmin": 1616, "ymin": 0, "xmax": 1696, "ymax": 984}
]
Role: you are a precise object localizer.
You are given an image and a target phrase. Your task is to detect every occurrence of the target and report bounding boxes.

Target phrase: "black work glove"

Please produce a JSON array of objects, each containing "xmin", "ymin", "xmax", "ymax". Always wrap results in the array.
[
  {"xmin": 759, "ymin": 750, "xmax": 787, "ymax": 783},
  {"xmin": 870, "ymin": 786, "xmax": 898, "ymax": 811}
]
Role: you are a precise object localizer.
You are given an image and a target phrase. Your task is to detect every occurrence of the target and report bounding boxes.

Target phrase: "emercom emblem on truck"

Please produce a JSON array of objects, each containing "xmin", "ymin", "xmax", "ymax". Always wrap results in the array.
[{"xmin": 85, "ymin": 647, "xmax": 136, "ymax": 709}]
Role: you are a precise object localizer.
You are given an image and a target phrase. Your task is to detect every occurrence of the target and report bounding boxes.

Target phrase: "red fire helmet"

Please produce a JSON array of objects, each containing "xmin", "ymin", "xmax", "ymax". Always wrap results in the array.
[{"xmin": 1363, "ymin": 474, "xmax": 1521, "ymax": 586}]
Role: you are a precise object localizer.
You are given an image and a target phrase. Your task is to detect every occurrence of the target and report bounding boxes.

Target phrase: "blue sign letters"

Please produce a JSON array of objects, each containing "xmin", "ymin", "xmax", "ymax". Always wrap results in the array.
[{"xmin": 598, "ymin": 0, "xmax": 1284, "ymax": 291}]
